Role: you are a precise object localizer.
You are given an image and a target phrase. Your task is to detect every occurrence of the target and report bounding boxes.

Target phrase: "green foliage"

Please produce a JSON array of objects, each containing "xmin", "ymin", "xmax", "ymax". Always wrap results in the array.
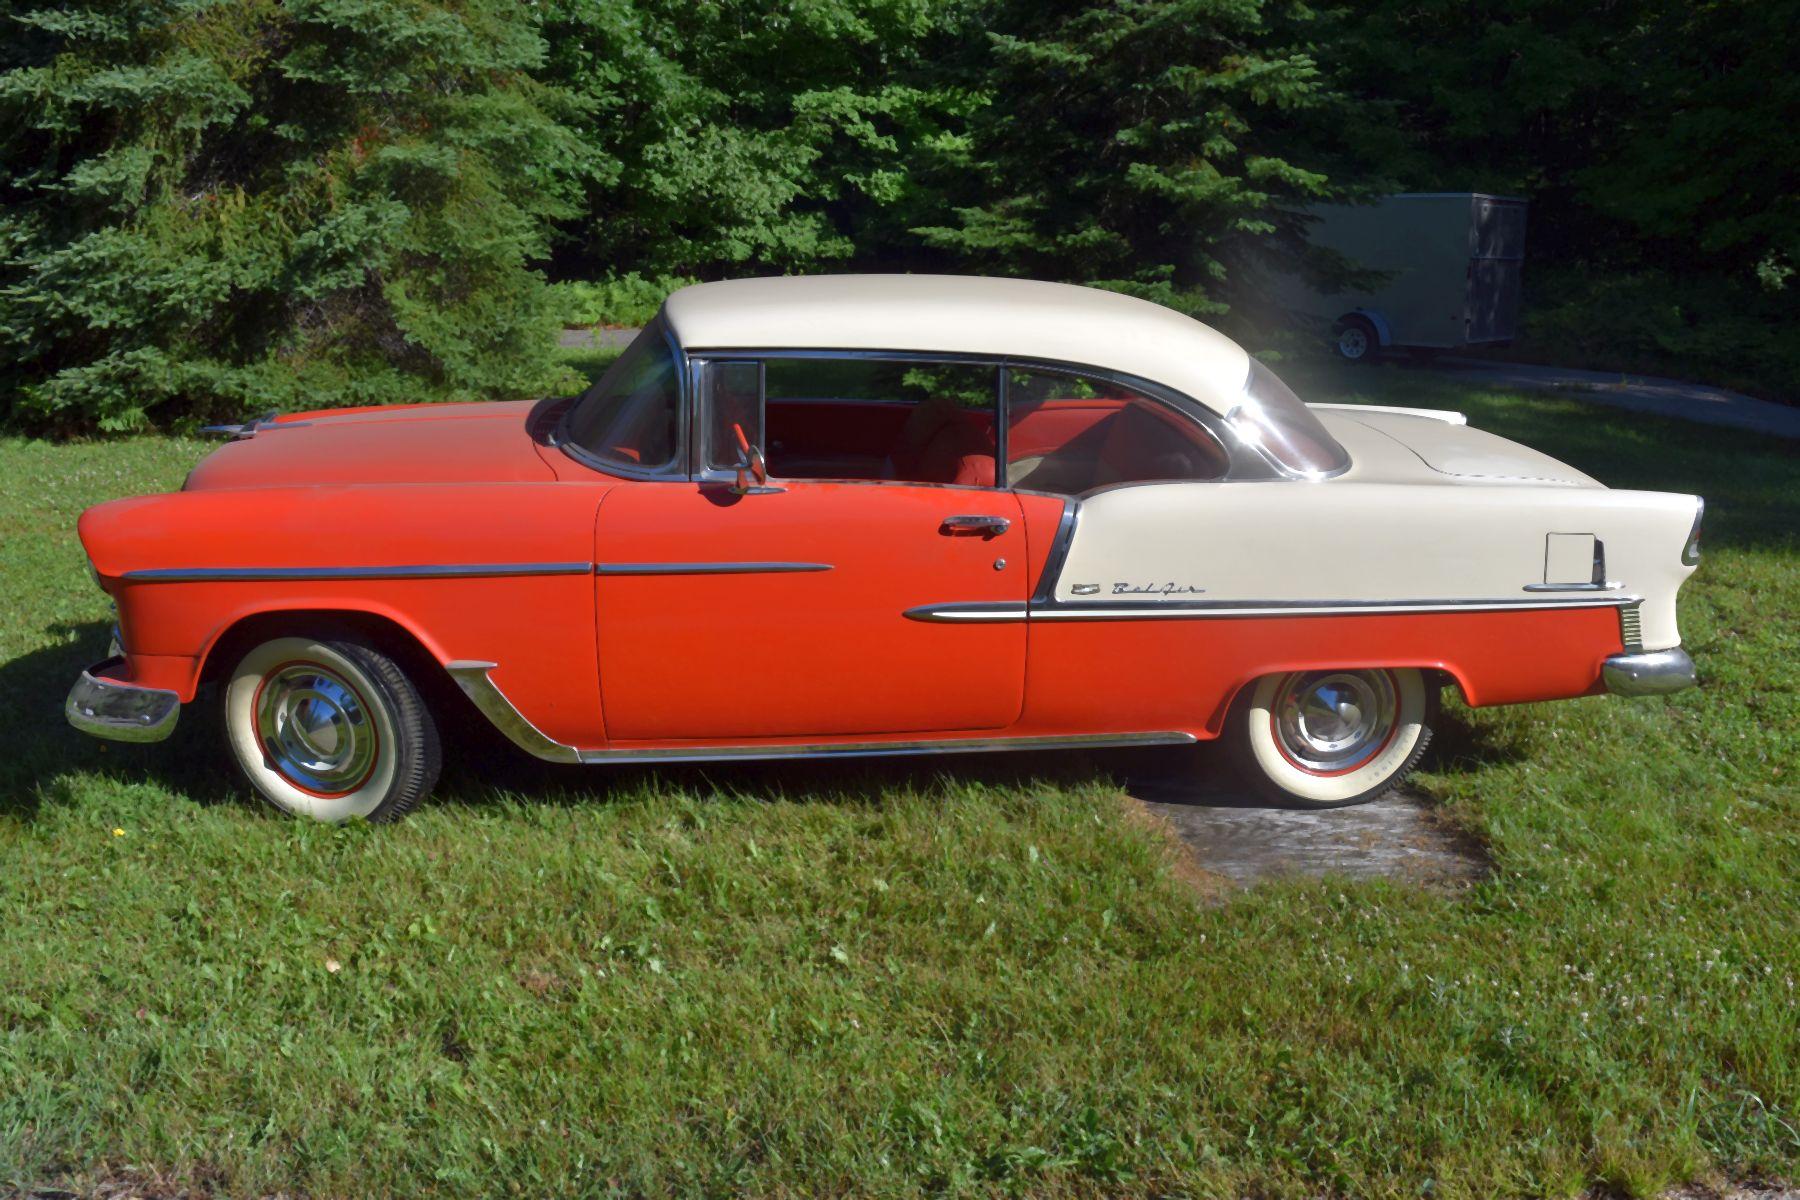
[
  {"xmin": 1313, "ymin": 0, "xmax": 1798, "ymax": 285},
  {"xmin": 536, "ymin": 0, "xmax": 976, "ymax": 279},
  {"xmin": 1509, "ymin": 267, "xmax": 1800, "ymax": 405},
  {"xmin": 0, "ymin": 0, "xmax": 585, "ymax": 432},
  {"xmin": 548, "ymin": 273, "xmax": 696, "ymax": 328},
  {"xmin": 911, "ymin": 0, "xmax": 1341, "ymax": 314}
]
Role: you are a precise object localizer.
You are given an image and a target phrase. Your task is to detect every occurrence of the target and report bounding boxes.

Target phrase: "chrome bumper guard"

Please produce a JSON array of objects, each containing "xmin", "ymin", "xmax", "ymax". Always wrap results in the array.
[
  {"xmin": 66, "ymin": 657, "xmax": 181, "ymax": 743},
  {"xmin": 1603, "ymin": 647, "xmax": 1696, "ymax": 698}
]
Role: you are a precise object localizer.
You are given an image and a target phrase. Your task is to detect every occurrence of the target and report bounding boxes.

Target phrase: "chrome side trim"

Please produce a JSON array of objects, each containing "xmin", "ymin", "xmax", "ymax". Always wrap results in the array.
[
  {"xmin": 596, "ymin": 561, "xmax": 832, "ymax": 576},
  {"xmin": 1522, "ymin": 581, "xmax": 1625, "ymax": 592},
  {"xmin": 121, "ymin": 563, "xmax": 594, "ymax": 583},
  {"xmin": 904, "ymin": 602, "xmax": 1029, "ymax": 623},
  {"xmin": 65, "ymin": 657, "xmax": 180, "ymax": 744},
  {"xmin": 1603, "ymin": 647, "xmax": 1696, "ymax": 697},
  {"xmin": 1034, "ymin": 595, "xmax": 1641, "ymax": 618},
  {"xmin": 1308, "ymin": 403, "xmax": 1467, "ymax": 425},
  {"xmin": 443, "ymin": 658, "xmax": 1194, "ymax": 764},
  {"xmin": 575, "ymin": 730, "xmax": 1196, "ymax": 765},
  {"xmin": 909, "ymin": 594, "xmax": 1643, "ymax": 622},
  {"xmin": 1682, "ymin": 497, "xmax": 1704, "ymax": 566},
  {"xmin": 444, "ymin": 661, "xmax": 581, "ymax": 763},
  {"xmin": 1031, "ymin": 499, "xmax": 1081, "ymax": 603}
]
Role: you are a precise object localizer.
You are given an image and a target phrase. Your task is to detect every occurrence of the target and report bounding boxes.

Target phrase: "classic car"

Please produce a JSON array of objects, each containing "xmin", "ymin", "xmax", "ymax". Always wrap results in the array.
[{"xmin": 66, "ymin": 275, "xmax": 1702, "ymax": 821}]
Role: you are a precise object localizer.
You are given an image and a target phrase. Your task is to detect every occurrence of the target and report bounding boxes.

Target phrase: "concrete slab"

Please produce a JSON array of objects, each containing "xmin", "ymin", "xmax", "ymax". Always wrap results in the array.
[{"xmin": 1127, "ymin": 771, "xmax": 1487, "ymax": 891}]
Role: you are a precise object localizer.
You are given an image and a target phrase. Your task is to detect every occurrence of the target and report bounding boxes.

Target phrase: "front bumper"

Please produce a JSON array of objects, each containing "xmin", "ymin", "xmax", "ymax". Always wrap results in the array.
[
  {"xmin": 1603, "ymin": 647, "xmax": 1697, "ymax": 697},
  {"xmin": 66, "ymin": 656, "xmax": 181, "ymax": 743}
]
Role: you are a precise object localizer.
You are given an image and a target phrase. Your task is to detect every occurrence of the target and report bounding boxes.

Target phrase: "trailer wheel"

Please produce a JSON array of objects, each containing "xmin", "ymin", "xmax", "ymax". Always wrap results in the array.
[{"xmin": 1333, "ymin": 315, "xmax": 1379, "ymax": 363}]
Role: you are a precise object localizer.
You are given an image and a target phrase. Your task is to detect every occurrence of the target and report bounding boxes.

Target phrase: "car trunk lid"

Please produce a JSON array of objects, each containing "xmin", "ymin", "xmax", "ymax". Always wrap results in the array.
[{"xmin": 1315, "ymin": 407, "xmax": 1602, "ymax": 488}]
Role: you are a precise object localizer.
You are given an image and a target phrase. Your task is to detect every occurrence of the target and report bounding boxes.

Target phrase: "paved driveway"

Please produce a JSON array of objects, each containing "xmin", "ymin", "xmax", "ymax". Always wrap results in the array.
[{"xmin": 1428, "ymin": 356, "xmax": 1800, "ymax": 439}]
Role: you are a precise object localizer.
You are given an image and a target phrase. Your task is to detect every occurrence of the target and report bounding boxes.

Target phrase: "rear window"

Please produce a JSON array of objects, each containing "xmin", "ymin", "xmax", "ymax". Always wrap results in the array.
[{"xmin": 1226, "ymin": 359, "xmax": 1350, "ymax": 478}]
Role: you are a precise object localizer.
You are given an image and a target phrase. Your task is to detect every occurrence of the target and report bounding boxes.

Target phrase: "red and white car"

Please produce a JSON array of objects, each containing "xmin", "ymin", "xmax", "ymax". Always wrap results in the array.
[{"xmin": 67, "ymin": 276, "xmax": 1702, "ymax": 821}]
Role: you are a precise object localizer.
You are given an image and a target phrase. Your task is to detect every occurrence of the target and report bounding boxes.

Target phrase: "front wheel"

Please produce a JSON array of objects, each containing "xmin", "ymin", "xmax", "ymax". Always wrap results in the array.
[
  {"xmin": 223, "ymin": 635, "xmax": 441, "ymax": 822},
  {"xmin": 1227, "ymin": 668, "xmax": 1436, "ymax": 807}
]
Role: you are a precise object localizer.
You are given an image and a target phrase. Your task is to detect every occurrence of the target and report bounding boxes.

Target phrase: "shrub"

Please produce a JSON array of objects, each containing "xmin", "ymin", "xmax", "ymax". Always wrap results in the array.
[
  {"xmin": 0, "ymin": 0, "xmax": 586, "ymax": 432},
  {"xmin": 548, "ymin": 274, "xmax": 697, "ymax": 329}
]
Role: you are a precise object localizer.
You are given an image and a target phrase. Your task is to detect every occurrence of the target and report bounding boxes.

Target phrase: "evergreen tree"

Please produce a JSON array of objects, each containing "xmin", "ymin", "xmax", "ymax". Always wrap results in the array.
[
  {"xmin": 0, "ymin": 0, "xmax": 585, "ymax": 431},
  {"xmin": 908, "ymin": 0, "xmax": 1342, "ymax": 314}
]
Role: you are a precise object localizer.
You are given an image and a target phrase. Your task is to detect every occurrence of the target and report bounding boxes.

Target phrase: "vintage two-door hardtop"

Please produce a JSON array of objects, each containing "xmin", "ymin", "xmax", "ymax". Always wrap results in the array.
[{"xmin": 67, "ymin": 275, "xmax": 1702, "ymax": 821}]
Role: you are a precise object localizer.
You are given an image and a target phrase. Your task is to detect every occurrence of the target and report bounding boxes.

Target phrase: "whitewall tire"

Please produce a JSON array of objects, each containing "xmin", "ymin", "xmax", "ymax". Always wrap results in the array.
[
  {"xmin": 223, "ymin": 636, "xmax": 441, "ymax": 822},
  {"xmin": 1229, "ymin": 668, "xmax": 1435, "ymax": 807}
]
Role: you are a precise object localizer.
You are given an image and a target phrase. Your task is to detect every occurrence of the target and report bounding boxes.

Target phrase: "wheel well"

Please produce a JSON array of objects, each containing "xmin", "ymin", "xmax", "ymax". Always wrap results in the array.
[
  {"xmin": 1211, "ymin": 665, "xmax": 1466, "ymax": 736},
  {"xmin": 200, "ymin": 609, "xmax": 442, "ymax": 690}
]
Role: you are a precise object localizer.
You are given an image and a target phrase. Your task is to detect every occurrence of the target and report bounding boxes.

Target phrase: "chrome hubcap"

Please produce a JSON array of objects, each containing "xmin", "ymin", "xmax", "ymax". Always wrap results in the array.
[
  {"xmin": 1273, "ymin": 670, "xmax": 1397, "ymax": 773},
  {"xmin": 255, "ymin": 664, "xmax": 377, "ymax": 794}
]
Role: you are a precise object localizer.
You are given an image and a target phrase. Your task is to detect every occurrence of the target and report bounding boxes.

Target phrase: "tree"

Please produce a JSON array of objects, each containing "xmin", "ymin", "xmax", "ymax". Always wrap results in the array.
[
  {"xmin": 537, "ymin": 0, "xmax": 975, "ymax": 280},
  {"xmin": 0, "ymin": 0, "xmax": 585, "ymax": 431},
  {"xmin": 907, "ymin": 0, "xmax": 1344, "ymax": 315}
]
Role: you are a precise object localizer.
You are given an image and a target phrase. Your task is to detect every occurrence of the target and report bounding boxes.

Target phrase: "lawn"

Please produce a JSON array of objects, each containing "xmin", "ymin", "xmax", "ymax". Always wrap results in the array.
[{"xmin": 1, "ymin": 366, "xmax": 1795, "ymax": 1198}]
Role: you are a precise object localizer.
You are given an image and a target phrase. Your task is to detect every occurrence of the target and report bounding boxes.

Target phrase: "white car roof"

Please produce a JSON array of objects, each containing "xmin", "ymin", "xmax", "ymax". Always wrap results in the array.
[{"xmin": 660, "ymin": 274, "xmax": 1253, "ymax": 416}]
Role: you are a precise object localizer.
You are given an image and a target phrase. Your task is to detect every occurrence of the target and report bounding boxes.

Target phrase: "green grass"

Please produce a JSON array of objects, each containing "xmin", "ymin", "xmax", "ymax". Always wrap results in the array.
[{"xmin": 1, "ymin": 372, "xmax": 1796, "ymax": 1198}]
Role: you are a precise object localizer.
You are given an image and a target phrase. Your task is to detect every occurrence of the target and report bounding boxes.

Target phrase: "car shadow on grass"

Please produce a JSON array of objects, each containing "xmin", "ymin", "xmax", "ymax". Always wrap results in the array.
[
  {"xmin": 0, "ymin": 621, "xmax": 247, "ymax": 821},
  {"xmin": 4, "ymin": 617, "xmax": 1507, "ymax": 902}
]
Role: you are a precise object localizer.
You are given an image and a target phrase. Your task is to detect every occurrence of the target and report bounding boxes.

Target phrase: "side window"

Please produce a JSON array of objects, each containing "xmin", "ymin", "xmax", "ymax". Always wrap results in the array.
[
  {"xmin": 703, "ymin": 361, "xmax": 761, "ymax": 471},
  {"xmin": 563, "ymin": 322, "xmax": 682, "ymax": 473},
  {"xmin": 753, "ymin": 358, "xmax": 1001, "ymax": 486},
  {"xmin": 1004, "ymin": 367, "xmax": 1228, "ymax": 494}
]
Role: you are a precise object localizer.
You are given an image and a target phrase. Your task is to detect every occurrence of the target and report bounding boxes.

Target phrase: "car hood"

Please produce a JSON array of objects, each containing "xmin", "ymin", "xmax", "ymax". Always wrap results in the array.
[
  {"xmin": 182, "ymin": 401, "xmax": 558, "ymax": 490},
  {"xmin": 1315, "ymin": 407, "xmax": 1602, "ymax": 488}
]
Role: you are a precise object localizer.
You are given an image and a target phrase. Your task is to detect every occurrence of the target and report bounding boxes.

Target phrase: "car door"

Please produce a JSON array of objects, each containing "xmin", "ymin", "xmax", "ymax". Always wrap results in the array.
[{"xmin": 593, "ymin": 480, "xmax": 1027, "ymax": 740}]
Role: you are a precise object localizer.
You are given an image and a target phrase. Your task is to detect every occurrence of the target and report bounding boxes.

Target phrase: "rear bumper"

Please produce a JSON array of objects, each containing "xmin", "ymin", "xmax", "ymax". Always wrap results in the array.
[
  {"xmin": 1603, "ymin": 647, "xmax": 1696, "ymax": 697},
  {"xmin": 66, "ymin": 657, "xmax": 181, "ymax": 743}
]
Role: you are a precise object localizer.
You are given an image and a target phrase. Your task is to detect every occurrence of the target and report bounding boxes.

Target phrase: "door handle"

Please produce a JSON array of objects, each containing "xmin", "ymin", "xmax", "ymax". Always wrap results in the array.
[{"xmin": 941, "ymin": 514, "xmax": 1011, "ymax": 537}]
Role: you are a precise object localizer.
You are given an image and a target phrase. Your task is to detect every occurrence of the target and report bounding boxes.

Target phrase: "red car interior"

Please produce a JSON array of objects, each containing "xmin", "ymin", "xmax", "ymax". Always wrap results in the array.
[{"xmin": 764, "ymin": 396, "xmax": 1227, "ymax": 490}]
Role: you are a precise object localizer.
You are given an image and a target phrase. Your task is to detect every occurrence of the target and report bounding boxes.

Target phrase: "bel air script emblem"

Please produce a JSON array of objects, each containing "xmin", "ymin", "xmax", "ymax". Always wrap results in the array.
[{"xmin": 1071, "ymin": 582, "xmax": 1207, "ymax": 596}]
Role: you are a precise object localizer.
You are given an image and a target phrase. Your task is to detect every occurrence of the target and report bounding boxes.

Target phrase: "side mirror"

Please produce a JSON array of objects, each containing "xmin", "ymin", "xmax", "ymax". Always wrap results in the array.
[{"xmin": 731, "ymin": 423, "xmax": 782, "ymax": 495}]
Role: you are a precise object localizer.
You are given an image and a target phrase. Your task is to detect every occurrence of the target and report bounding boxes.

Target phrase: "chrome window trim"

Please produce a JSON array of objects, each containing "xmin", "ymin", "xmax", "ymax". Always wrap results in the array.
[
  {"xmin": 553, "ymin": 318, "xmax": 691, "ymax": 482},
  {"xmin": 596, "ymin": 561, "xmax": 832, "ymax": 576},
  {"xmin": 1225, "ymin": 359, "xmax": 1353, "ymax": 481},
  {"xmin": 682, "ymin": 347, "xmax": 1269, "ymax": 484},
  {"xmin": 120, "ymin": 562, "xmax": 595, "ymax": 584}
]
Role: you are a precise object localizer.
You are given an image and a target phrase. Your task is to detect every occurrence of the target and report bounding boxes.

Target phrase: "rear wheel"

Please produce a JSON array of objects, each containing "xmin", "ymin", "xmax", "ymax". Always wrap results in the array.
[
  {"xmin": 223, "ymin": 635, "xmax": 440, "ymax": 822},
  {"xmin": 1227, "ymin": 668, "xmax": 1435, "ymax": 807}
]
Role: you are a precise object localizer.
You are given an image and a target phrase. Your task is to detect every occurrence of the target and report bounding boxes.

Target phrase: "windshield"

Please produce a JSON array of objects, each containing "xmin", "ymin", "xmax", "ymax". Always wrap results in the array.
[
  {"xmin": 1225, "ymin": 359, "xmax": 1350, "ymax": 478},
  {"xmin": 562, "ymin": 319, "xmax": 682, "ymax": 472}
]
